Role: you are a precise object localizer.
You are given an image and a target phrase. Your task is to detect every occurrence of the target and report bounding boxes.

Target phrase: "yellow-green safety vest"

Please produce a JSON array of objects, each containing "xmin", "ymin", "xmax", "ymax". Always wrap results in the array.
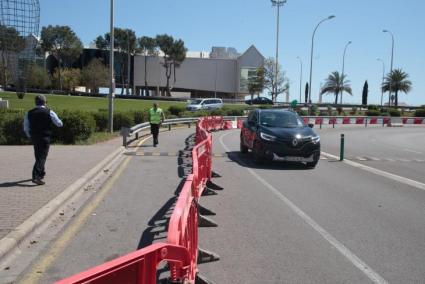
[{"xmin": 149, "ymin": 107, "xmax": 163, "ymax": 124}]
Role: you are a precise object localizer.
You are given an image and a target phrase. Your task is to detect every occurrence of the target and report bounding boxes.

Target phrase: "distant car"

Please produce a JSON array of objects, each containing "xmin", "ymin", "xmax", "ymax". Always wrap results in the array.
[
  {"xmin": 186, "ymin": 98, "xmax": 223, "ymax": 111},
  {"xmin": 240, "ymin": 109, "xmax": 320, "ymax": 167},
  {"xmin": 245, "ymin": 97, "xmax": 273, "ymax": 105}
]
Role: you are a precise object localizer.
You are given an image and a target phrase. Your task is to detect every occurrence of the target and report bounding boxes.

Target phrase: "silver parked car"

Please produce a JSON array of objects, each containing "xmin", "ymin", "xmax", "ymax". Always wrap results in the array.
[{"xmin": 186, "ymin": 98, "xmax": 223, "ymax": 111}]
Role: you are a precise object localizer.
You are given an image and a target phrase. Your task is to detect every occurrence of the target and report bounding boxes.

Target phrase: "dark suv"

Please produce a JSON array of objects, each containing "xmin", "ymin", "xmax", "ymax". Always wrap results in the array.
[{"xmin": 240, "ymin": 109, "xmax": 321, "ymax": 167}]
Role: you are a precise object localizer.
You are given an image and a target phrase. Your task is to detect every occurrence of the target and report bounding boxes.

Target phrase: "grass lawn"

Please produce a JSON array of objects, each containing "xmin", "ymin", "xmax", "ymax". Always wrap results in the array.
[{"xmin": 0, "ymin": 91, "xmax": 186, "ymax": 112}]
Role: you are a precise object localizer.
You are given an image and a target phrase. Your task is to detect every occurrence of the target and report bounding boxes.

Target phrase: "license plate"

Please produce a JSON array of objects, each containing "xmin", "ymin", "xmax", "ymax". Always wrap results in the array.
[{"xmin": 273, "ymin": 154, "xmax": 314, "ymax": 162}]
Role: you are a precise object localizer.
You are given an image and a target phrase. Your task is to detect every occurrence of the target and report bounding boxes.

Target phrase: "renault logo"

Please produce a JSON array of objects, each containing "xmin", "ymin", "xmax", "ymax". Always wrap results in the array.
[{"xmin": 292, "ymin": 138, "xmax": 299, "ymax": 147}]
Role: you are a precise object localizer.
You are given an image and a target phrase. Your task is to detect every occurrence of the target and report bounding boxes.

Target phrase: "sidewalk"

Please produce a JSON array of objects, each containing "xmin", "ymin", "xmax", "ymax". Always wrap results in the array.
[{"xmin": 0, "ymin": 137, "xmax": 123, "ymax": 240}]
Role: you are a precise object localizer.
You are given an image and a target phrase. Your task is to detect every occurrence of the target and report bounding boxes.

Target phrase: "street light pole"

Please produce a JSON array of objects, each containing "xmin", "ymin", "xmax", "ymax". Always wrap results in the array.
[
  {"xmin": 340, "ymin": 40, "xmax": 352, "ymax": 104},
  {"xmin": 296, "ymin": 56, "xmax": 302, "ymax": 103},
  {"xmin": 108, "ymin": 0, "xmax": 115, "ymax": 133},
  {"xmin": 377, "ymin": 58, "xmax": 385, "ymax": 106},
  {"xmin": 271, "ymin": 0, "xmax": 287, "ymax": 102},
  {"xmin": 383, "ymin": 29, "xmax": 394, "ymax": 106},
  {"xmin": 308, "ymin": 15, "xmax": 335, "ymax": 104}
]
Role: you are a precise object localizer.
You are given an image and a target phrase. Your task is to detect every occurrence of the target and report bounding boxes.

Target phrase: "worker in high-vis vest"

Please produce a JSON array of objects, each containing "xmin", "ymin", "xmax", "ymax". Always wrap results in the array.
[{"xmin": 148, "ymin": 102, "xmax": 165, "ymax": 147}]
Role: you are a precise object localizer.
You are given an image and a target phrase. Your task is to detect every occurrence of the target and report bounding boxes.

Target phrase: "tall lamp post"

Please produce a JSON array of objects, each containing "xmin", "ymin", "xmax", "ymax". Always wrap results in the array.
[
  {"xmin": 308, "ymin": 15, "xmax": 335, "ymax": 103},
  {"xmin": 383, "ymin": 29, "xmax": 394, "ymax": 106},
  {"xmin": 296, "ymin": 56, "xmax": 302, "ymax": 102},
  {"xmin": 377, "ymin": 58, "xmax": 385, "ymax": 106},
  {"xmin": 271, "ymin": 0, "xmax": 287, "ymax": 102},
  {"xmin": 108, "ymin": 0, "xmax": 115, "ymax": 133},
  {"xmin": 340, "ymin": 40, "xmax": 352, "ymax": 104}
]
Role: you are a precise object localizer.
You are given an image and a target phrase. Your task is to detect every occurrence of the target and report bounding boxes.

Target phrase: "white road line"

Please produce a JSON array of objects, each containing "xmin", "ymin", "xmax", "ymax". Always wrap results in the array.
[
  {"xmin": 398, "ymin": 158, "xmax": 410, "ymax": 162},
  {"xmin": 219, "ymin": 132, "xmax": 388, "ymax": 284},
  {"xmin": 356, "ymin": 157, "xmax": 367, "ymax": 161},
  {"xmin": 384, "ymin": 158, "xmax": 396, "ymax": 162},
  {"xmin": 403, "ymin": 148, "xmax": 423, "ymax": 154},
  {"xmin": 369, "ymin": 157, "xmax": 381, "ymax": 161},
  {"xmin": 322, "ymin": 151, "xmax": 425, "ymax": 192},
  {"xmin": 414, "ymin": 159, "xmax": 425, "ymax": 163}
]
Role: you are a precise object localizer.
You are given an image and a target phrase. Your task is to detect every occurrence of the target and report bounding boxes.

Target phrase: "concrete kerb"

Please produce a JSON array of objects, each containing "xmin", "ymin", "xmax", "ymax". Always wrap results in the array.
[{"xmin": 0, "ymin": 145, "xmax": 126, "ymax": 262}]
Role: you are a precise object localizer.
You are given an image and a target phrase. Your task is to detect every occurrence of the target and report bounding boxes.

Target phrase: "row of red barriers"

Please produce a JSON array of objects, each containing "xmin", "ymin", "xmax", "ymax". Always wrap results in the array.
[{"xmin": 56, "ymin": 116, "xmax": 224, "ymax": 284}]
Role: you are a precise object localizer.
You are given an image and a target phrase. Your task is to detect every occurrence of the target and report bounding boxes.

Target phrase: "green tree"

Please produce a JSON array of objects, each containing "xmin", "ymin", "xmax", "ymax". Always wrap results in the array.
[
  {"xmin": 52, "ymin": 68, "xmax": 81, "ymax": 91},
  {"xmin": 320, "ymin": 71, "xmax": 352, "ymax": 105},
  {"xmin": 155, "ymin": 34, "xmax": 187, "ymax": 96},
  {"xmin": 26, "ymin": 64, "xmax": 51, "ymax": 89},
  {"xmin": 248, "ymin": 67, "xmax": 265, "ymax": 101},
  {"xmin": 40, "ymin": 25, "xmax": 83, "ymax": 91},
  {"xmin": 382, "ymin": 69, "xmax": 412, "ymax": 107},
  {"xmin": 0, "ymin": 25, "xmax": 26, "ymax": 88},
  {"xmin": 263, "ymin": 57, "xmax": 289, "ymax": 103},
  {"xmin": 95, "ymin": 28, "xmax": 137, "ymax": 95},
  {"xmin": 137, "ymin": 36, "xmax": 158, "ymax": 96},
  {"xmin": 81, "ymin": 58, "xmax": 109, "ymax": 93},
  {"xmin": 362, "ymin": 80, "xmax": 368, "ymax": 105}
]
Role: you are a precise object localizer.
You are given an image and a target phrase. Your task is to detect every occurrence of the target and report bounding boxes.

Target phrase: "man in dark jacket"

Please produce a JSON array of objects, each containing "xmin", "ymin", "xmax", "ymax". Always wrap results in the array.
[{"xmin": 23, "ymin": 95, "xmax": 63, "ymax": 185}]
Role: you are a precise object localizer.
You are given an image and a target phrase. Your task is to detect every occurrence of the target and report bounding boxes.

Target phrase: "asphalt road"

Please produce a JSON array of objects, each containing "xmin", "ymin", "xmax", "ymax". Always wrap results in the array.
[{"xmin": 7, "ymin": 126, "xmax": 425, "ymax": 284}]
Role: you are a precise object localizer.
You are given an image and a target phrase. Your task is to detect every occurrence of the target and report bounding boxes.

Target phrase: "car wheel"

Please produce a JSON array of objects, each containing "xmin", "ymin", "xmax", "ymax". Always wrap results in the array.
[
  {"xmin": 306, "ymin": 152, "xmax": 320, "ymax": 168},
  {"xmin": 240, "ymin": 141, "xmax": 248, "ymax": 154}
]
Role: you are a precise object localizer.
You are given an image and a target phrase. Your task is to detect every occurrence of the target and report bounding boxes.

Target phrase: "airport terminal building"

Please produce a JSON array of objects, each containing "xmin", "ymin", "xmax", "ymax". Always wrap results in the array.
[{"xmin": 133, "ymin": 45, "xmax": 264, "ymax": 99}]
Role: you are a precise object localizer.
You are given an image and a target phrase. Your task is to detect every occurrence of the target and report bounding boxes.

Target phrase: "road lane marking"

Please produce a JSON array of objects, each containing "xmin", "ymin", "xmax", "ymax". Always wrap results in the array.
[
  {"xmin": 322, "ymin": 151, "xmax": 425, "ymax": 192},
  {"xmin": 219, "ymin": 132, "xmax": 388, "ymax": 284},
  {"xmin": 369, "ymin": 157, "xmax": 380, "ymax": 161},
  {"xmin": 356, "ymin": 157, "xmax": 367, "ymax": 161},
  {"xmin": 18, "ymin": 136, "xmax": 150, "ymax": 284},
  {"xmin": 403, "ymin": 148, "xmax": 423, "ymax": 154}
]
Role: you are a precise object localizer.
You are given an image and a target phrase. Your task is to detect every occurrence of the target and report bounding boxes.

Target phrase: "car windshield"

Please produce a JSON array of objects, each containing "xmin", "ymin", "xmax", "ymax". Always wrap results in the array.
[
  {"xmin": 260, "ymin": 111, "xmax": 305, "ymax": 128},
  {"xmin": 189, "ymin": 99, "xmax": 203, "ymax": 105}
]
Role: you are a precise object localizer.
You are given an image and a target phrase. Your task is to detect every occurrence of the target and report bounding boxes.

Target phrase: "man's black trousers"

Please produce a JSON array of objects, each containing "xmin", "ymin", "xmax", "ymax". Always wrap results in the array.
[
  {"xmin": 32, "ymin": 136, "xmax": 50, "ymax": 180},
  {"xmin": 150, "ymin": 123, "xmax": 160, "ymax": 145}
]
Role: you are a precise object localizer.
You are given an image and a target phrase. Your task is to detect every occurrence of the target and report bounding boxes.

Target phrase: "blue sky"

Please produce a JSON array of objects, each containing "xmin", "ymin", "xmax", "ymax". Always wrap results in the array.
[{"xmin": 40, "ymin": 0, "xmax": 424, "ymax": 105}]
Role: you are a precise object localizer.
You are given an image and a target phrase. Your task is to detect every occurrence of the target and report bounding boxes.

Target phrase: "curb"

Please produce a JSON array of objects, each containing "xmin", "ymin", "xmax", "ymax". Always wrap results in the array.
[{"xmin": 0, "ymin": 145, "xmax": 126, "ymax": 262}]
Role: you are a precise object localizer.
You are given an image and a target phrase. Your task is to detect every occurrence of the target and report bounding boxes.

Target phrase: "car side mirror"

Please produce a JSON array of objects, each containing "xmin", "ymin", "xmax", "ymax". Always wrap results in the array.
[{"xmin": 308, "ymin": 123, "xmax": 314, "ymax": 128}]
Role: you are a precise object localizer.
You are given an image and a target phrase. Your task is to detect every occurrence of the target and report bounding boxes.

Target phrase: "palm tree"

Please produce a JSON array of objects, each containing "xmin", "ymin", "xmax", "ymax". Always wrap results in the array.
[
  {"xmin": 320, "ymin": 71, "xmax": 352, "ymax": 105},
  {"xmin": 382, "ymin": 69, "xmax": 412, "ymax": 107}
]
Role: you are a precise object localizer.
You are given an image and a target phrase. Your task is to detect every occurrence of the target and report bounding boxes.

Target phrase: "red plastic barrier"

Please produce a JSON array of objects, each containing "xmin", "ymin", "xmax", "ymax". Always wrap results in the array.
[
  {"xmin": 342, "ymin": 117, "xmax": 350, "ymax": 124},
  {"xmin": 383, "ymin": 117, "xmax": 391, "ymax": 124},
  {"xmin": 303, "ymin": 117, "xmax": 309, "ymax": 124},
  {"xmin": 237, "ymin": 119, "xmax": 243, "ymax": 129},
  {"xmin": 356, "ymin": 117, "xmax": 365, "ymax": 124},
  {"xmin": 329, "ymin": 118, "xmax": 336, "ymax": 125},
  {"xmin": 369, "ymin": 118, "xmax": 378, "ymax": 124},
  {"xmin": 55, "ymin": 243, "xmax": 190, "ymax": 284},
  {"xmin": 414, "ymin": 118, "xmax": 424, "ymax": 124},
  {"xmin": 402, "ymin": 118, "xmax": 408, "ymax": 124},
  {"xmin": 167, "ymin": 175, "xmax": 198, "ymax": 282},
  {"xmin": 315, "ymin": 118, "xmax": 322, "ymax": 125}
]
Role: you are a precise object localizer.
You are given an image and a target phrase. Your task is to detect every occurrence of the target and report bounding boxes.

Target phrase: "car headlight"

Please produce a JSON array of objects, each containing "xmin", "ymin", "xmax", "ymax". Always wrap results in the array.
[
  {"xmin": 260, "ymin": 132, "xmax": 277, "ymax": 141},
  {"xmin": 311, "ymin": 135, "xmax": 320, "ymax": 144}
]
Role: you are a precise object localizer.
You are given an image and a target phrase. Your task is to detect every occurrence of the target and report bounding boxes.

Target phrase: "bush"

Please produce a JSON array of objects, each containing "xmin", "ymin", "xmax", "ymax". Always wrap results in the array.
[
  {"xmin": 414, "ymin": 109, "xmax": 425, "ymax": 117},
  {"xmin": 113, "ymin": 112, "xmax": 134, "ymax": 131},
  {"xmin": 336, "ymin": 106, "xmax": 343, "ymax": 115},
  {"xmin": 366, "ymin": 110, "xmax": 381, "ymax": 116},
  {"xmin": 224, "ymin": 108, "xmax": 244, "ymax": 116},
  {"xmin": 350, "ymin": 107, "xmax": 358, "ymax": 115},
  {"xmin": 388, "ymin": 108, "xmax": 401, "ymax": 117},
  {"xmin": 297, "ymin": 109, "xmax": 308, "ymax": 116},
  {"xmin": 1, "ymin": 114, "xmax": 27, "ymax": 145},
  {"xmin": 93, "ymin": 111, "xmax": 109, "ymax": 132},
  {"xmin": 210, "ymin": 109, "xmax": 225, "ymax": 116},
  {"xmin": 55, "ymin": 110, "xmax": 96, "ymax": 144},
  {"xmin": 168, "ymin": 105, "xmax": 186, "ymax": 117},
  {"xmin": 310, "ymin": 104, "xmax": 318, "ymax": 115},
  {"xmin": 368, "ymin": 105, "xmax": 380, "ymax": 111},
  {"xmin": 132, "ymin": 111, "xmax": 147, "ymax": 124}
]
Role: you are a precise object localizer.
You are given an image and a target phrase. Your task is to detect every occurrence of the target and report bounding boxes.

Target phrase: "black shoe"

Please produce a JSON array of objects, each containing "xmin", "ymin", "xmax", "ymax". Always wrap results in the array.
[{"xmin": 32, "ymin": 179, "xmax": 45, "ymax": 185}]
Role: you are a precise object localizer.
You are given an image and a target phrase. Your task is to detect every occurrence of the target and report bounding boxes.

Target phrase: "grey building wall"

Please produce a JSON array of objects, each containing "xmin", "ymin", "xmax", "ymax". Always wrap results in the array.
[{"xmin": 133, "ymin": 45, "xmax": 264, "ymax": 97}]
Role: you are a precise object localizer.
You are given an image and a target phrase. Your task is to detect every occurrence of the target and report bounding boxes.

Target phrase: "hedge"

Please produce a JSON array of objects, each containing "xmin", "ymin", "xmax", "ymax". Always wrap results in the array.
[
  {"xmin": 414, "ymin": 109, "xmax": 425, "ymax": 117},
  {"xmin": 388, "ymin": 108, "xmax": 401, "ymax": 117},
  {"xmin": 55, "ymin": 110, "xmax": 96, "ymax": 144},
  {"xmin": 366, "ymin": 110, "xmax": 381, "ymax": 116}
]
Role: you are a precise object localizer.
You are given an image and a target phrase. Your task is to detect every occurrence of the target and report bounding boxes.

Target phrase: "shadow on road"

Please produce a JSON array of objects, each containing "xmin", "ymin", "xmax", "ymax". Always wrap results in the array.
[
  {"xmin": 226, "ymin": 151, "xmax": 313, "ymax": 171},
  {"xmin": 137, "ymin": 133, "xmax": 196, "ymax": 250},
  {"xmin": 0, "ymin": 179, "xmax": 38, "ymax": 188}
]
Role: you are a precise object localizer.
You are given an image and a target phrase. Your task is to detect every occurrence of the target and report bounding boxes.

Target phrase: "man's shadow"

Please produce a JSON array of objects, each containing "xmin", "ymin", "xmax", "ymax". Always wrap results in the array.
[
  {"xmin": 137, "ymin": 133, "xmax": 196, "ymax": 250},
  {"xmin": 0, "ymin": 179, "xmax": 38, "ymax": 188}
]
